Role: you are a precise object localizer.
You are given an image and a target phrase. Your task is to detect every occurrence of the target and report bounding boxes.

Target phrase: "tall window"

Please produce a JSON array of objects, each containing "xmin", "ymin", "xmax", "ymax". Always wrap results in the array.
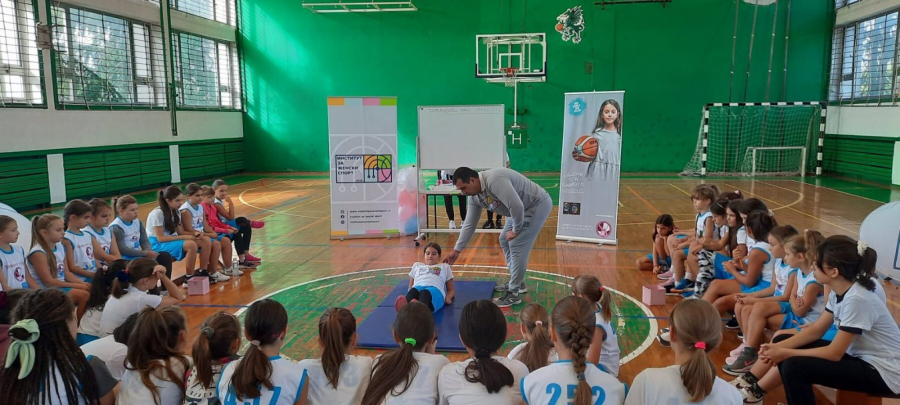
[
  {"xmin": 0, "ymin": 0, "xmax": 43, "ymax": 106},
  {"xmin": 830, "ymin": 11, "xmax": 899, "ymax": 103},
  {"xmin": 173, "ymin": 31, "xmax": 241, "ymax": 110},
  {"xmin": 836, "ymin": 0, "xmax": 861, "ymax": 9},
  {"xmin": 171, "ymin": 0, "xmax": 236, "ymax": 26},
  {"xmin": 51, "ymin": 4, "xmax": 167, "ymax": 108}
]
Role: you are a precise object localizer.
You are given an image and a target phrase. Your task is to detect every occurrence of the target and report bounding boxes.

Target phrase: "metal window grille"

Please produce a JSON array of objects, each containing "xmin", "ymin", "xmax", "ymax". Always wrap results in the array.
[
  {"xmin": 0, "ymin": 0, "xmax": 44, "ymax": 106},
  {"xmin": 829, "ymin": 10, "xmax": 899, "ymax": 105},
  {"xmin": 171, "ymin": 0, "xmax": 236, "ymax": 26},
  {"xmin": 173, "ymin": 31, "xmax": 241, "ymax": 109}
]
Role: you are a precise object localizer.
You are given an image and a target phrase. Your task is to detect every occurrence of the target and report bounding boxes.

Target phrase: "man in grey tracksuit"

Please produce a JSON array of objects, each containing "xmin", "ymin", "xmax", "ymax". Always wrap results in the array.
[{"xmin": 443, "ymin": 167, "xmax": 553, "ymax": 307}]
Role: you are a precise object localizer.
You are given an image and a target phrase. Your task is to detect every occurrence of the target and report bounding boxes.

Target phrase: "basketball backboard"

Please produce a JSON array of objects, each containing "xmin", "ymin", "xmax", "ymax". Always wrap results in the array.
[{"xmin": 475, "ymin": 33, "xmax": 546, "ymax": 83}]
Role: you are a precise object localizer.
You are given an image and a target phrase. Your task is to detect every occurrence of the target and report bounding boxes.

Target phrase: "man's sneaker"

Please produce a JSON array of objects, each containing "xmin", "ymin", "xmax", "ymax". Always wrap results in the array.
[
  {"xmin": 657, "ymin": 331, "xmax": 672, "ymax": 347},
  {"xmin": 725, "ymin": 316, "xmax": 741, "ymax": 329},
  {"xmin": 723, "ymin": 347, "xmax": 758, "ymax": 376},
  {"xmin": 739, "ymin": 384, "xmax": 765, "ymax": 404},
  {"xmin": 482, "ymin": 220, "xmax": 495, "ymax": 229},
  {"xmin": 656, "ymin": 268, "xmax": 673, "ymax": 280},
  {"xmin": 494, "ymin": 292, "xmax": 522, "ymax": 308},
  {"xmin": 449, "ymin": 220, "xmax": 457, "ymax": 230},
  {"xmin": 225, "ymin": 266, "xmax": 243, "ymax": 276},
  {"xmin": 250, "ymin": 220, "xmax": 265, "ymax": 229},
  {"xmin": 394, "ymin": 296, "xmax": 407, "ymax": 312},
  {"xmin": 195, "ymin": 270, "xmax": 215, "ymax": 284},
  {"xmin": 494, "ymin": 284, "xmax": 528, "ymax": 294},
  {"xmin": 210, "ymin": 272, "xmax": 231, "ymax": 282}
]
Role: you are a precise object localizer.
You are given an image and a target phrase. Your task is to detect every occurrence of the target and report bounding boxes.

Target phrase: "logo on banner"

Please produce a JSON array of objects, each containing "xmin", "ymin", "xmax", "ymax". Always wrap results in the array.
[
  {"xmin": 562, "ymin": 202, "xmax": 581, "ymax": 215},
  {"xmin": 597, "ymin": 221, "xmax": 612, "ymax": 238},
  {"xmin": 568, "ymin": 98, "xmax": 587, "ymax": 116},
  {"xmin": 335, "ymin": 154, "xmax": 393, "ymax": 184},
  {"xmin": 556, "ymin": 6, "xmax": 585, "ymax": 44}
]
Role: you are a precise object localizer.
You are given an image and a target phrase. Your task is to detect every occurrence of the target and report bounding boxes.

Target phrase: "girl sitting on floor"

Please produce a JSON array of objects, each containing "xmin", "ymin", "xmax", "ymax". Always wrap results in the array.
[{"xmin": 507, "ymin": 303, "xmax": 557, "ymax": 372}]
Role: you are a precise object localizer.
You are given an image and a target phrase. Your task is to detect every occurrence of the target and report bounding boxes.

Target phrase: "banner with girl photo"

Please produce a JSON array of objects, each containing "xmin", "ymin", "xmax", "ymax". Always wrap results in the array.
[{"xmin": 557, "ymin": 91, "xmax": 624, "ymax": 244}]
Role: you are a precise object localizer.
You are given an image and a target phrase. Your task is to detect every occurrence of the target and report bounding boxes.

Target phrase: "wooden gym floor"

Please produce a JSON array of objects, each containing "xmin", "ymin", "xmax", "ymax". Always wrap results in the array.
[{"xmin": 68, "ymin": 173, "xmax": 900, "ymax": 404}]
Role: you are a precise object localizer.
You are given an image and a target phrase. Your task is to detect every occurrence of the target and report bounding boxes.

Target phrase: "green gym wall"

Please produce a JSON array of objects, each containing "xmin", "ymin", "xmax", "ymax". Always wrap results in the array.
[{"xmin": 239, "ymin": 0, "xmax": 834, "ymax": 173}]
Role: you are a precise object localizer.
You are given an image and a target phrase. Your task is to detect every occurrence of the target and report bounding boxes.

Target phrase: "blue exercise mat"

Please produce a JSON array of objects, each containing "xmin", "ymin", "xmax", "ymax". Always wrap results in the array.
[{"xmin": 356, "ymin": 280, "xmax": 497, "ymax": 352}]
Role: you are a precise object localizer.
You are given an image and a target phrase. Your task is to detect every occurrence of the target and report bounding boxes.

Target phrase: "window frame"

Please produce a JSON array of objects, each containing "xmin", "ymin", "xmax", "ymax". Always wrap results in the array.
[
  {"xmin": 172, "ymin": 29, "xmax": 242, "ymax": 112},
  {"xmin": 0, "ymin": 0, "xmax": 46, "ymax": 108},
  {"xmin": 49, "ymin": 3, "xmax": 168, "ymax": 110},
  {"xmin": 170, "ymin": 0, "xmax": 236, "ymax": 27},
  {"xmin": 829, "ymin": 9, "xmax": 899, "ymax": 105}
]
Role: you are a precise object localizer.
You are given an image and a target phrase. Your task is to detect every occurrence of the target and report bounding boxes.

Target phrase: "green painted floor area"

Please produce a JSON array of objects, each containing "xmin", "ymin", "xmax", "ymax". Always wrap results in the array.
[{"xmin": 240, "ymin": 267, "xmax": 653, "ymax": 363}]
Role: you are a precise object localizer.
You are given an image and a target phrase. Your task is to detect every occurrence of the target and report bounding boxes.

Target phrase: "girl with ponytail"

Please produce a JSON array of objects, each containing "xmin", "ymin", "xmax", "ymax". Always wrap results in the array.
[
  {"xmin": 522, "ymin": 296, "xmax": 626, "ymax": 405},
  {"xmin": 439, "ymin": 299, "xmax": 528, "ymax": 404},
  {"xmin": 118, "ymin": 306, "xmax": 191, "ymax": 404},
  {"xmin": 573, "ymin": 275, "xmax": 620, "ymax": 377},
  {"xmin": 299, "ymin": 307, "xmax": 373, "ymax": 404},
  {"xmin": 507, "ymin": 303, "xmax": 557, "ymax": 371},
  {"xmin": 0, "ymin": 289, "xmax": 118, "ymax": 404},
  {"xmin": 185, "ymin": 311, "xmax": 242, "ymax": 404},
  {"xmin": 217, "ymin": 299, "xmax": 309, "ymax": 405},
  {"xmin": 26, "ymin": 214, "xmax": 91, "ymax": 318},
  {"xmin": 626, "ymin": 299, "xmax": 741, "ymax": 404},
  {"xmin": 98, "ymin": 257, "xmax": 183, "ymax": 336},
  {"xmin": 361, "ymin": 301, "xmax": 447, "ymax": 405}
]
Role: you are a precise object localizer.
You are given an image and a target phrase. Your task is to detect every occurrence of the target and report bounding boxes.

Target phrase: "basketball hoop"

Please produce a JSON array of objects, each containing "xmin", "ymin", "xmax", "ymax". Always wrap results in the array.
[{"xmin": 501, "ymin": 67, "xmax": 519, "ymax": 87}]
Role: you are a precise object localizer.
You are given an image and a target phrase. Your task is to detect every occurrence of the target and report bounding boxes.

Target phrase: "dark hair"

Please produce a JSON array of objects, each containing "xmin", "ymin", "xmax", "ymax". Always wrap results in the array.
[
  {"xmin": 594, "ymin": 99, "xmax": 623, "ymax": 134},
  {"xmin": 126, "ymin": 306, "xmax": 190, "ymax": 404},
  {"xmin": 573, "ymin": 275, "xmax": 612, "ymax": 322},
  {"xmin": 652, "ymin": 214, "xmax": 675, "ymax": 242},
  {"xmin": 817, "ymin": 235, "xmax": 878, "ymax": 291},
  {"xmin": 113, "ymin": 313, "xmax": 139, "ymax": 345},
  {"xmin": 193, "ymin": 312, "xmax": 242, "ymax": 389},
  {"xmin": 87, "ymin": 198, "xmax": 112, "ymax": 217},
  {"xmin": 786, "ymin": 230, "xmax": 826, "ymax": 269},
  {"xmin": 458, "ymin": 300, "xmax": 513, "ymax": 393},
  {"xmin": 184, "ymin": 183, "xmax": 202, "ymax": 197},
  {"xmin": 451, "ymin": 167, "xmax": 479, "ymax": 184},
  {"xmin": 670, "ymin": 299, "xmax": 721, "ymax": 402},
  {"xmin": 63, "ymin": 199, "xmax": 92, "ymax": 229},
  {"xmin": 113, "ymin": 195, "xmax": 138, "ymax": 213},
  {"xmin": 710, "ymin": 198, "xmax": 729, "ymax": 218},
  {"xmin": 319, "ymin": 308, "xmax": 357, "ymax": 389},
  {"xmin": 157, "ymin": 186, "xmax": 183, "ymax": 234},
  {"xmin": 362, "ymin": 302, "xmax": 435, "ymax": 405},
  {"xmin": 726, "ymin": 200, "xmax": 745, "ymax": 250},
  {"xmin": 719, "ymin": 190, "xmax": 743, "ymax": 201},
  {"xmin": 232, "ymin": 299, "xmax": 288, "ymax": 401},
  {"xmin": 112, "ymin": 257, "xmax": 157, "ymax": 298},
  {"xmin": 31, "ymin": 214, "xmax": 63, "ymax": 275},
  {"xmin": 745, "ymin": 210, "xmax": 777, "ymax": 242},
  {"xmin": 0, "ymin": 288, "xmax": 29, "ymax": 324},
  {"xmin": 515, "ymin": 304, "xmax": 552, "ymax": 372},
  {"xmin": 739, "ymin": 198, "xmax": 768, "ymax": 216},
  {"xmin": 691, "ymin": 184, "xmax": 719, "ymax": 203},
  {"xmin": 769, "ymin": 225, "xmax": 799, "ymax": 246},
  {"xmin": 87, "ymin": 259, "xmax": 129, "ymax": 311},
  {"xmin": 212, "ymin": 179, "xmax": 228, "ymax": 190},
  {"xmin": 551, "ymin": 296, "xmax": 596, "ymax": 405},
  {"xmin": 423, "ymin": 242, "xmax": 442, "ymax": 256},
  {"xmin": 0, "ymin": 289, "xmax": 101, "ymax": 405},
  {"xmin": 0, "ymin": 215, "xmax": 16, "ymax": 234}
]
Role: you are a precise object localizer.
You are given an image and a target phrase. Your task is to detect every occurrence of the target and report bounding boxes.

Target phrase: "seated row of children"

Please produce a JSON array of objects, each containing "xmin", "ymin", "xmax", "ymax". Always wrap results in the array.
[
  {"xmin": 1, "ymin": 283, "xmax": 745, "ymax": 404},
  {"xmin": 636, "ymin": 184, "xmax": 900, "ymax": 403}
]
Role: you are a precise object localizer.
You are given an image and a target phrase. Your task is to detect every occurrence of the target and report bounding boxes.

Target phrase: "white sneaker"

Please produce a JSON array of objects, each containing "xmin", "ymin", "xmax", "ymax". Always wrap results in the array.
[
  {"xmin": 210, "ymin": 272, "xmax": 231, "ymax": 282},
  {"xmin": 449, "ymin": 220, "xmax": 457, "ymax": 229},
  {"xmin": 225, "ymin": 266, "xmax": 244, "ymax": 276}
]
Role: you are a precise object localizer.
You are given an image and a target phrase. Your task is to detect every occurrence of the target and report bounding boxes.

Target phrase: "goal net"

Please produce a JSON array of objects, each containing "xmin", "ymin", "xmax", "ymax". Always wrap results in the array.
[{"xmin": 681, "ymin": 102, "xmax": 825, "ymax": 176}]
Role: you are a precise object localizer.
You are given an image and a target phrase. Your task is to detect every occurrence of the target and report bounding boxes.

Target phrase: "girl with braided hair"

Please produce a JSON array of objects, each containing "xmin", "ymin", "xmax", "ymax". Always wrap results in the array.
[
  {"xmin": 522, "ymin": 296, "xmax": 625, "ymax": 405},
  {"xmin": 572, "ymin": 275, "xmax": 620, "ymax": 377},
  {"xmin": 438, "ymin": 299, "xmax": 528, "ymax": 404},
  {"xmin": 0, "ymin": 288, "xmax": 118, "ymax": 404},
  {"xmin": 184, "ymin": 311, "xmax": 241, "ymax": 404}
]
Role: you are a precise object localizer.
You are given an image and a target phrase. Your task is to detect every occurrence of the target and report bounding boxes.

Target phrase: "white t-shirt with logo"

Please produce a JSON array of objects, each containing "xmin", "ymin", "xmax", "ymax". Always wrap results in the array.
[
  {"xmin": 773, "ymin": 259, "xmax": 796, "ymax": 297},
  {"xmin": 179, "ymin": 202, "xmax": 205, "ymax": 232},
  {"xmin": 298, "ymin": 355, "xmax": 373, "ymax": 405},
  {"xmin": 99, "ymin": 286, "xmax": 163, "ymax": 336},
  {"xmin": 65, "ymin": 230, "xmax": 98, "ymax": 274},
  {"xmin": 0, "ymin": 244, "xmax": 28, "ymax": 290},
  {"xmin": 409, "ymin": 263, "xmax": 454, "ymax": 298},
  {"xmin": 218, "ymin": 355, "xmax": 309, "ymax": 405},
  {"xmin": 374, "ymin": 351, "xmax": 449, "ymax": 405},
  {"xmin": 825, "ymin": 282, "xmax": 900, "ymax": 394},
  {"xmin": 521, "ymin": 361, "xmax": 626, "ymax": 405},
  {"xmin": 625, "ymin": 365, "xmax": 741, "ymax": 405},
  {"xmin": 695, "ymin": 211, "xmax": 712, "ymax": 238},
  {"xmin": 438, "ymin": 356, "xmax": 529, "ymax": 405},
  {"xmin": 26, "ymin": 243, "xmax": 67, "ymax": 288},
  {"xmin": 111, "ymin": 217, "xmax": 143, "ymax": 250}
]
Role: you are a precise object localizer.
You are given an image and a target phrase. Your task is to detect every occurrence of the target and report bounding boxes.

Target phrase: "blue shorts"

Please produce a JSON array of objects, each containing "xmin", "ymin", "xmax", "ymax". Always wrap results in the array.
[
  {"xmin": 225, "ymin": 219, "xmax": 238, "ymax": 228},
  {"xmin": 60, "ymin": 287, "xmax": 72, "ymax": 293},
  {"xmin": 76, "ymin": 333, "xmax": 99, "ymax": 346},
  {"xmin": 822, "ymin": 324, "xmax": 838, "ymax": 341},
  {"xmin": 413, "ymin": 285, "xmax": 445, "ymax": 312},
  {"xmin": 741, "ymin": 280, "xmax": 771, "ymax": 294},
  {"xmin": 713, "ymin": 253, "xmax": 732, "ymax": 279},
  {"xmin": 149, "ymin": 236, "xmax": 186, "ymax": 261},
  {"xmin": 212, "ymin": 234, "xmax": 229, "ymax": 242},
  {"xmin": 779, "ymin": 301, "xmax": 792, "ymax": 314},
  {"xmin": 645, "ymin": 254, "xmax": 672, "ymax": 266},
  {"xmin": 780, "ymin": 312, "xmax": 806, "ymax": 330}
]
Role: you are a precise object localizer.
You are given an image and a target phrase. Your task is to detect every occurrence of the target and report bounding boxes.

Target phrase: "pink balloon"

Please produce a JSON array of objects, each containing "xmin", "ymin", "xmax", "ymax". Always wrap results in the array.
[
  {"xmin": 398, "ymin": 190, "xmax": 416, "ymax": 209},
  {"xmin": 398, "ymin": 206, "xmax": 415, "ymax": 221}
]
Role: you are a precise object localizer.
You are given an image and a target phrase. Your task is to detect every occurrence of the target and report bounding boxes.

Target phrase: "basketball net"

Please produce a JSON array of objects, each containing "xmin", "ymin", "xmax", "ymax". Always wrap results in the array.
[{"xmin": 503, "ymin": 67, "xmax": 521, "ymax": 128}]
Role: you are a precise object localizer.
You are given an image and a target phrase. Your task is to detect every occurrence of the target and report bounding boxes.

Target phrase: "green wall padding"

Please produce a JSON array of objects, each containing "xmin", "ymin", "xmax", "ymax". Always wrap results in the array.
[
  {"xmin": 239, "ymin": 0, "xmax": 833, "ymax": 172},
  {"xmin": 64, "ymin": 145, "xmax": 173, "ymax": 200},
  {"xmin": 180, "ymin": 140, "xmax": 245, "ymax": 181},
  {"xmin": 823, "ymin": 135, "xmax": 895, "ymax": 183},
  {"xmin": 0, "ymin": 156, "xmax": 50, "ymax": 211}
]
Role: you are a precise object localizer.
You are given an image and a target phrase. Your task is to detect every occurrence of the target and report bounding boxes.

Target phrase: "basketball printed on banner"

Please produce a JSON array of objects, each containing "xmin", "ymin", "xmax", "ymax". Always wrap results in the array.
[{"xmin": 573, "ymin": 135, "xmax": 599, "ymax": 160}]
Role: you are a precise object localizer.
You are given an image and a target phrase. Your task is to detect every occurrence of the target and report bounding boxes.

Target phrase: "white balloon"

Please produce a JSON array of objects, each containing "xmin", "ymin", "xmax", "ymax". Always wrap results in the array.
[
  {"xmin": 859, "ymin": 201, "xmax": 900, "ymax": 279},
  {"xmin": 0, "ymin": 203, "xmax": 32, "ymax": 250}
]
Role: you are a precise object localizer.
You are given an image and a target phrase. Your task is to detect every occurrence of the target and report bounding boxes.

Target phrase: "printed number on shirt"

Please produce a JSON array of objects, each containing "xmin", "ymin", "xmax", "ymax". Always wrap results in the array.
[
  {"xmin": 546, "ymin": 383, "xmax": 606, "ymax": 405},
  {"xmin": 223, "ymin": 385, "xmax": 283, "ymax": 405}
]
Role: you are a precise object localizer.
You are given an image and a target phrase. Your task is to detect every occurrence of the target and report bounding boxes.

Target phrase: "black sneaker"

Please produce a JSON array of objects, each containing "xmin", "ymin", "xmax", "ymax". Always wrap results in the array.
[
  {"xmin": 495, "ymin": 219, "xmax": 502, "ymax": 228},
  {"xmin": 494, "ymin": 292, "xmax": 522, "ymax": 308},
  {"xmin": 737, "ymin": 331, "xmax": 745, "ymax": 340},
  {"xmin": 657, "ymin": 331, "xmax": 672, "ymax": 347},
  {"xmin": 482, "ymin": 220, "xmax": 495, "ymax": 229},
  {"xmin": 195, "ymin": 270, "xmax": 216, "ymax": 284},
  {"xmin": 726, "ymin": 316, "xmax": 740, "ymax": 329}
]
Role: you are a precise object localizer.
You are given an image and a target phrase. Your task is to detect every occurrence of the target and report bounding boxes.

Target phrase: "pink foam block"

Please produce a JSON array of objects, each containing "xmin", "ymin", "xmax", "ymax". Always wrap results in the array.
[
  {"xmin": 642, "ymin": 285, "xmax": 666, "ymax": 306},
  {"xmin": 188, "ymin": 276, "xmax": 210, "ymax": 296}
]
